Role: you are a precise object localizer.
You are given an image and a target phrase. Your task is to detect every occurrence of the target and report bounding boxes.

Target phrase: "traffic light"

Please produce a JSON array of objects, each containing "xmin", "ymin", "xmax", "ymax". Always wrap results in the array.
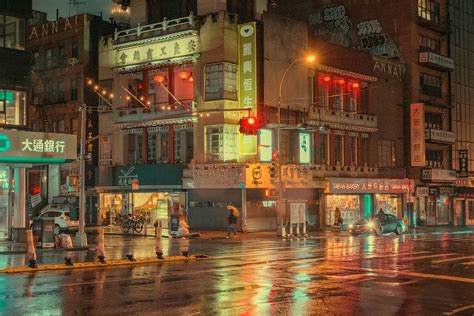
[
  {"xmin": 239, "ymin": 115, "xmax": 261, "ymax": 135},
  {"xmin": 269, "ymin": 151, "xmax": 279, "ymax": 179}
]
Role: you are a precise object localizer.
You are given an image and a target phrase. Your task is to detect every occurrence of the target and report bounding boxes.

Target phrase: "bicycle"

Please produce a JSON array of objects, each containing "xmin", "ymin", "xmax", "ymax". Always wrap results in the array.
[{"xmin": 120, "ymin": 214, "xmax": 145, "ymax": 233}]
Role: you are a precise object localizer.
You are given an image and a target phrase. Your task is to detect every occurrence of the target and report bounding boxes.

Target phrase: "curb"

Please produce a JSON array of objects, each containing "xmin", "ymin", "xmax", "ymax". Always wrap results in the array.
[
  {"xmin": 0, "ymin": 247, "xmax": 91, "ymax": 255},
  {"xmin": 0, "ymin": 254, "xmax": 209, "ymax": 274}
]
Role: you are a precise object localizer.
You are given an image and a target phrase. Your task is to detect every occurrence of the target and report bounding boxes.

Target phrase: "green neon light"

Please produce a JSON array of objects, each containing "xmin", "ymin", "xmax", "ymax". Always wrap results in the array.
[
  {"xmin": 0, "ymin": 157, "xmax": 68, "ymax": 163},
  {"xmin": 364, "ymin": 194, "xmax": 372, "ymax": 218}
]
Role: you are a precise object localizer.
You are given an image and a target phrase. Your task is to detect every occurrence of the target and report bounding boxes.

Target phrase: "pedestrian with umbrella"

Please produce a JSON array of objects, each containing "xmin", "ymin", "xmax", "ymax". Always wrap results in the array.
[{"xmin": 226, "ymin": 205, "xmax": 239, "ymax": 239}]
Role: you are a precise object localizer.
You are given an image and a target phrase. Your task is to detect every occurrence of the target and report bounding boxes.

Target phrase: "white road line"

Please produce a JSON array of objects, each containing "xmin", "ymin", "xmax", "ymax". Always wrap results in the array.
[
  {"xmin": 443, "ymin": 304, "xmax": 474, "ymax": 315},
  {"xmin": 399, "ymin": 253, "xmax": 458, "ymax": 261}
]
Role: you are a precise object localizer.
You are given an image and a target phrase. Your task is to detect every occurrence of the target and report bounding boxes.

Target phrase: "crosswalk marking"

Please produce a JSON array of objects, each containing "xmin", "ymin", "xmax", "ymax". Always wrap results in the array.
[
  {"xmin": 432, "ymin": 255, "xmax": 474, "ymax": 264},
  {"xmin": 398, "ymin": 253, "xmax": 458, "ymax": 261}
]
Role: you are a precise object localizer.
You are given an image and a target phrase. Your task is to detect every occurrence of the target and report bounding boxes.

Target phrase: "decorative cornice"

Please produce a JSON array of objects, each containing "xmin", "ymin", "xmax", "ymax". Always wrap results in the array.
[{"xmin": 317, "ymin": 64, "xmax": 378, "ymax": 82}]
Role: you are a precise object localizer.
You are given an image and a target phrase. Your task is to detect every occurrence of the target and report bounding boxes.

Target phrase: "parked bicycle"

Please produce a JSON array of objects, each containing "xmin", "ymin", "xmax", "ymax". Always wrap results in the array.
[{"xmin": 121, "ymin": 214, "xmax": 146, "ymax": 233}]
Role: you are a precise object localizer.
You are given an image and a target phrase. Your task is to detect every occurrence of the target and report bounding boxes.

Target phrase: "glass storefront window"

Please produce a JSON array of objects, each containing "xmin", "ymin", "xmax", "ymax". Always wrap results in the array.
[
  {"xmin": 375, "ymin": 194, "xmax": 402, "ymax": 217},
  {"xmin": 326, "ymin": 195, "xmax": 360, "ymax": 225},
  {"xmin": 0, "ymin": 89, "xmax": 26, "ymax": 126}
]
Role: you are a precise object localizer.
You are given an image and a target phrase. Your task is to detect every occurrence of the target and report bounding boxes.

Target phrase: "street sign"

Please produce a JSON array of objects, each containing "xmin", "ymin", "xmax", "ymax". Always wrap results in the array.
[{"xmin": 132, "ymin": 179, "xmax": 139, "ymax": 191}]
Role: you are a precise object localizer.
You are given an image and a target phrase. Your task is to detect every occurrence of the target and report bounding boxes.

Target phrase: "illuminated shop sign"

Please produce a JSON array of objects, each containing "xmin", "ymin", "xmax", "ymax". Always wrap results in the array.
[
  {"xmin": 114, "ymin": 33, "xmax": 200, "ymax": 68},
  {"xmin": 299, "ymin": 133, "xmax": 311, "ymax": 164},
  {"xmin": 325, "ymin": 178, "xmax": 414, "ymax": 194},
  {"xmin": 0, "ymin": 130, "xmax": 77, "ymax": 163},
  {"xmin": 238, "ymin": 22, "xmax": 258, "ymax": 155},
  {"xmin": 419, "ymin": 52, "xmax": 454, "ymax": 71}
]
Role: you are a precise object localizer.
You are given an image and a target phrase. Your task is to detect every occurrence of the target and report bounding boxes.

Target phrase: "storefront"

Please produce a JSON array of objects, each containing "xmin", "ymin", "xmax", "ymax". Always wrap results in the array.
[
  {"xmin": 184, "ymin": 163, "xmax": 325, "ymax": 232},
  {"xmin": 0, "ymin": 129, "xmax": 77, "ymax": 240},
  {"xmin": 97, "ymin": 164, "xmax": 185, "ymax": 232},
  {"xmin": 453, "ymin": 187, "xmax": 474, "ymax": 226},
  {"xmin": 324, "ymin": 177, "xmax": 414, "ymax": 226},
  {"xmin": 419, "ymin": 169, "xmax": 457, "ymax": 226}
]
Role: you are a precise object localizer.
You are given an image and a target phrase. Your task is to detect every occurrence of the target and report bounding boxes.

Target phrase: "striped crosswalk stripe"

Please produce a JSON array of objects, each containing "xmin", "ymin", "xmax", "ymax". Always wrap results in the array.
[{"xmin": 432, "ymin": 255, "xmax": 474, "ymax": 264}]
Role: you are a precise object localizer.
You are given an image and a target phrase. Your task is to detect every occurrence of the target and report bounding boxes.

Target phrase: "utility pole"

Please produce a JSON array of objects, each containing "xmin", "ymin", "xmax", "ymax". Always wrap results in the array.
[{"xmin": 75, "ymin": 104, "xmax": 88, "ymax": 247}]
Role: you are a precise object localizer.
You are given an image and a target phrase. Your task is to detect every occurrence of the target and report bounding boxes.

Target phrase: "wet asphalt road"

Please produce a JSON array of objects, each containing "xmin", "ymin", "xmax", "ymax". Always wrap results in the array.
[{"xmin": 1, "ymin": 232, "xmax": 474, "ymax": 315}]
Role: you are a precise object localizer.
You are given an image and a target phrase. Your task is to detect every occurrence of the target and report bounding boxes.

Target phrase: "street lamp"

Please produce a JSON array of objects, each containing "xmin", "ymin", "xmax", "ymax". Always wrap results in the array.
[{"xmin": 276, "ymin": 54, "xmax": 316, "ymax": 237}]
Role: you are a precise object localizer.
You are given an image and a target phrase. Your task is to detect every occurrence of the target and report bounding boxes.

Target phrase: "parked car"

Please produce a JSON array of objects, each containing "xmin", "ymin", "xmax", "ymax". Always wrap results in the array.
[
  {"xmin": 349, "ymin": 214, "xmax": 404, "ymax": 236},
  {"xmin": 30, "ymin": 206, "xmax": 79, "ymax": 235}
]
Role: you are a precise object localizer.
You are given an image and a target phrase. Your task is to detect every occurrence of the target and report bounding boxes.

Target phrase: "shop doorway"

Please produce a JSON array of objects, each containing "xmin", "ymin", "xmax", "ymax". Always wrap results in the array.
[
  {"xmin": 467, "ymin": 200, "xmax": 474, "ymax": 226},
  {"xmin": 0, "ymin": 194, "xmax": 8, "ymax": 239},
  {"xmin": 454, "ymin": 199, "xmax": 465, "ymax": 226},
  {"xmin": 326, "ymin": 195, "xmax": 360, "ymax": 226}
]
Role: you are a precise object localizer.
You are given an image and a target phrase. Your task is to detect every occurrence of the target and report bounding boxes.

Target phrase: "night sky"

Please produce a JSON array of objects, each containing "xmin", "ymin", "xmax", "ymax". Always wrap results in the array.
[{"xmin": 32, "ymin": 0, "xmax": 113, "ymax": 20}]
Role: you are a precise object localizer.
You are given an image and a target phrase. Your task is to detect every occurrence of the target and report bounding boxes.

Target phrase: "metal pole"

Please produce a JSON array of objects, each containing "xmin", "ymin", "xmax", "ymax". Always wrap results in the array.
[
  {"xmin": 75, "ymin": 104, "xmax": 88, "ymax": 247},
  {"xmin": 277, "ymin": 58, "xmax": 303, "ymax": 237}
]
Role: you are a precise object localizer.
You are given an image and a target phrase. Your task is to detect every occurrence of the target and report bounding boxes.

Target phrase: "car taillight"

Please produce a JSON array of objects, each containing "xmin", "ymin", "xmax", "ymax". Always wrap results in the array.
[{"xmin": 61, "ymin": 216, "xmax": 70, "ymax": 221}]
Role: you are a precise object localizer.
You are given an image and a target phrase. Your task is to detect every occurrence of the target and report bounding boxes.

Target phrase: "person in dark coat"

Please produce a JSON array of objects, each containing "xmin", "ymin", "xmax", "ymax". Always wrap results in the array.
[{"xmin": 226, "ymin": 209, "xmax": 238, "ymax": 238}]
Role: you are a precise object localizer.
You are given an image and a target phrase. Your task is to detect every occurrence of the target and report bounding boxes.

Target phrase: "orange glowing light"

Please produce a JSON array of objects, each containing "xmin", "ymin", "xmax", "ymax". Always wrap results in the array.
[
  {"xmin": 153, "ymin": 74, "xmax": 166, "ymax": 83},
  {"xmin": 323, "ymin": 76, "xmax": 331, "ymax": 82},
  {"xmin": 352, "ymin": 82, "xmax": 360, "ymax": 88},
  {"xmin": 179, "ymin": 71, "xmax": 190, "ymax": 80},
  {"xmin": 338, "ymin": 79, "xmax": 345, "ymax": 85}
]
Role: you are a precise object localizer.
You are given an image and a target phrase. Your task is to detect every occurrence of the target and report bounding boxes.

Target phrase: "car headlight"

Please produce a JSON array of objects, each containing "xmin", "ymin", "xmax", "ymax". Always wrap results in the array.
[{"xmin": 366, "ymin": 221, "xmax": 375, "ymax": 229}]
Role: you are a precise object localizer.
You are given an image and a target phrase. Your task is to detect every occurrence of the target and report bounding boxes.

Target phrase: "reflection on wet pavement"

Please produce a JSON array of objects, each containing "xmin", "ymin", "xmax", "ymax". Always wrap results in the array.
[{"xmin": 1, "ymin": 233, "xmax": 474, "ymax": 315}]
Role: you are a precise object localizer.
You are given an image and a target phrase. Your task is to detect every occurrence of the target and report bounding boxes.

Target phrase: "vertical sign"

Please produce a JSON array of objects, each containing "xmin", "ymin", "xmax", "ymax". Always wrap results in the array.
[
  {"xmin": 259, "ymin": 129, "xmax": 272, "ymax": 162},
  {"xmin": 458, "ymin": 149, "xmax": 469, "ymax": 177},
  {"xmin": 410, "ymin": 103, "xmax": 425, "ymax": 166},
  {"xmin": 299, "ymin": 133, "xmax": 311, "ymax": 164},
  {"xmin": 238, "ymin": 22, "xmax": 258, "ymax": 155}
]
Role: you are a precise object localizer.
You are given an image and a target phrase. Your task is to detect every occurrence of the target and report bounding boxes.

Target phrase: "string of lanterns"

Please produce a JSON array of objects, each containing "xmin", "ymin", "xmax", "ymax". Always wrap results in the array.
[{"xmin": 85, "ymin": 74, "xmax": 194, "ymax": 112}]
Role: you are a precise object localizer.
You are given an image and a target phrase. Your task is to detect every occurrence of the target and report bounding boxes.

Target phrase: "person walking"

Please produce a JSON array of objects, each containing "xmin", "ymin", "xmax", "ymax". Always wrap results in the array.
[
  {"xmin": 334, "ymin": 207, "xmax": 343, "ymax": 227},
  {"xmin": 226, "ymin": 208, "xmax": 238, "ymax": 239}
]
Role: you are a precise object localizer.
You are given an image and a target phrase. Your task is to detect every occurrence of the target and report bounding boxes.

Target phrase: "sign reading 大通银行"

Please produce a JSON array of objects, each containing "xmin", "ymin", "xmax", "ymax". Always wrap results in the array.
[
  {"xmin": 238, "ymin": 22, "xmax": 258, "ymax": 155},
  {"xmin": 0, "ymin": 129, "xmax": 77, "ymax": 163}
]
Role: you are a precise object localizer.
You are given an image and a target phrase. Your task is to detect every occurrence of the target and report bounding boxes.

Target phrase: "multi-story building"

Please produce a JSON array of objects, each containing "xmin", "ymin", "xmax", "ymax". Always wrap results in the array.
[
  {"xmin": 450, "ymin": 1, "xmax": 474, "ymax": 226},
  {"xmin": 0, "ymin": 0, "xmax": 77, "ymax": 241},
  {"xmin": 95, "ymin": 0, "xmax": 414, "ymax": 233},
  {"xmin": 27, "ymin": 13, "xmax": 112, "ymax": 222}
]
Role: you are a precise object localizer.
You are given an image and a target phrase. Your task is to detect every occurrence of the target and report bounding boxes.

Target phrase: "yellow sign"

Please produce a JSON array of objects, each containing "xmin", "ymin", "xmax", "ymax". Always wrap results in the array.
[{"xmin": 238, "ymin": 22, "xmax": 258, "ymax": 155}]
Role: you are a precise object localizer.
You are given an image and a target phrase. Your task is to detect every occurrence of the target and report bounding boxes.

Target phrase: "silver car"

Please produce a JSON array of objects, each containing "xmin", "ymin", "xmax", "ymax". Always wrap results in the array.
[{"xmin": 31, "ymin": 206, "xmax": 79, "ymax": 235}]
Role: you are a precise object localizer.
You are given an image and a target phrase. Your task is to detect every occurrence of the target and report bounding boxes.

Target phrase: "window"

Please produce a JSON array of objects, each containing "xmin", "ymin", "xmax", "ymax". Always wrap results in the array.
[
  {"xmin": 361, "ymin": 137, "xmax": 369, "ymax": 165},
  {"xmin": 334, "ymin": 134, "xmax": 344, "ymax": 165},
  {"xmin": 317, "ymin": 132, "xmax": 328, "ymax": 164},
  {"xmin": 0, "ymin": 15, "xmax": 24, "ymax": 49},
  {"xmin": 45, "ymin": 48, "xmax": 52, "ymax": 67},
  {"xmin": 158, "ymin": 132, "xmax": 169, "ymax": 163},
  {"xmin": 419, "ymin": 35, "xmax": 440, "ymax": 52},
  {"xmin": 0, "ymin": 89, "xmax": 26, "ymax": 126},
  {"xmin": 57, "ymin": 81, "xmax": 65, "ymax": 102},
  {"xmin": 425, "ymin": 112, "xmax": 443, "ymax": 129},
  {"xmin": 469, "ymin": 201, "xmax": 474, "ymax": 220},
  {"xmin": 147, "ymin": 133, "xmax": 156, "ymax": 163},
  {"xmin": 174, "ymin": 130, "xmax": 183, "ymax": 163},
  {"xmin": 205, "ymin": 125, "xmax": 238, "ymax": 162},
  {"xmin": 71, "ymin": 78, "xmax": 79, "ymax": 101},
  {"xmin": 317, "ymin": 73, "xmax": 331, "ymax": 108},
  {"xmin": 418, "ymin": 0, "xmax": 440, "ymax": 24},
  {"xmin": 186, "ymin": 130, "xmax": 194, "ymax": 163},
  {"xmin": 99, "ymin": 136, "xmax": 112, "ymax": 166},
  {"xmin": 378, "ymin": 139, "xmax": 396, "ymax": 167},
  {"xmin": 71, "ymin": 118, "xmax": 79, "ymax": 135},
  {"xmin": 32, "ymin": 51, "xmax": 40, "ymax": 68},
  {"xmin": 72, "ymin": 40, "xmax": 79, "ymax": 59},
  {"xmin": 348, "ymin": 136, "xmax": 358, "ymax": 166},
  {"xmin": 58, "ymin": 43, "xmax": 65, "ymax": 65},
  {"xmin": 58, "ymin": 120, "xmax": 65, "ymax": 132},
  {"xmin": 426, "ymin": 150, "xmax": 443, "ymax": 168},
  {"xmin": 420, "ymin": 73, "xmax": 442, "ymax": 97},
  {"xmin": 332, "ymin": 77, "xmax": 345, "ymax": 110},
  {"xmin": 205, "ymin": 63, "xmax": 237, "ymax": 101}
]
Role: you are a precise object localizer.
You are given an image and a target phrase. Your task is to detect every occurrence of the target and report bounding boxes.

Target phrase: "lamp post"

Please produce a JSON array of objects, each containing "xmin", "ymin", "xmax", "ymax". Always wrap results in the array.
[{"xmin": 276, "ymin": 54, "xmax": 316, "ymax": 237}]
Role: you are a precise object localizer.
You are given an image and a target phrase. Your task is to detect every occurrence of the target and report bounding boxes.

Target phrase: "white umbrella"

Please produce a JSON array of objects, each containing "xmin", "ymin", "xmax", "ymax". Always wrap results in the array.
[{"xmin": 226, "ymin": 205, "xmax": 240, "ymax": 217}]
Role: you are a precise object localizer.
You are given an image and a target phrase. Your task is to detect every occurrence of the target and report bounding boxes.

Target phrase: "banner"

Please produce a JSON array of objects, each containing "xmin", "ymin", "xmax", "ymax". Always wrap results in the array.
[{"xmin": 410, "ymin": 103, "xmax": 425, "ymax": 166}]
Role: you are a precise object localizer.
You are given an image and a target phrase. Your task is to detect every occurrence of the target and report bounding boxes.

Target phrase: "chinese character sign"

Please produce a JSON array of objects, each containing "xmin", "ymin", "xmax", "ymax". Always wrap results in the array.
[
  {"xmin": 238, "ymin": 22, "xmax": 257, "ymax": 112},
  {"xmin": 410, "ymin": 103, "xmax": 425, "ymax": 167},
  {"xmin": 458, "ymin": 149, "xmax": 469, "ymax": 178},
  {"xmin": 238, "ymin": 22, "xmax": 258, "ymax": 155},
  {"xmin": 0, "ymin": 129, "xmax": 77, "ymax": 163}
]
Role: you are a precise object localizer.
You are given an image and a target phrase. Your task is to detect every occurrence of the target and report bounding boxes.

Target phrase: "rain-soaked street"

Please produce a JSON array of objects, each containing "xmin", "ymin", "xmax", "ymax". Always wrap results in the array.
[{"xmin": 1, "ymin": 232, "xmax": 474, "ymax": 315}]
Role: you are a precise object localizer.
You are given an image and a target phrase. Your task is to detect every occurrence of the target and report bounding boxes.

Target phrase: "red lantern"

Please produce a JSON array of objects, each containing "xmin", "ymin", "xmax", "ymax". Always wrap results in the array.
[
  {"xmin": 338, "ymin": 79, "xmax": 345, "ymax": 85},
  {"xmin": 154, "ymin": 74, "xmax": 166, "ymax": 84},
  {"xmin": 323, "ymin": 76, "xmax": 331, "ymax": 82},
  {"xmin": 179, "ymin": 70, "xmax": 189, "ymax": 80},
  {"xmin": 352, "ymin": 82, "xmax": 360, "ymax": 88}
]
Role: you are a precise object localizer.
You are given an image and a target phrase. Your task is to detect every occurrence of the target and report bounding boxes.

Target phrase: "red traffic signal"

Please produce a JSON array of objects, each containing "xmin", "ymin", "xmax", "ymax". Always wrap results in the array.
[
  {"xmin": 272, "ymin": 151, "xmax": 279, "ymax": 161},
  {"xmin": 239, "ymin": 115, "xmax": 261, "ymax": 135}
]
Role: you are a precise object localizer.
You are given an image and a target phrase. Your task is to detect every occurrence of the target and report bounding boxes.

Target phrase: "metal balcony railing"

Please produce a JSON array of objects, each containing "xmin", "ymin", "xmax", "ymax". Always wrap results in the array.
[{"xmin": 114, "ymin": 13, "xmax": 197, "ymax": 45}]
